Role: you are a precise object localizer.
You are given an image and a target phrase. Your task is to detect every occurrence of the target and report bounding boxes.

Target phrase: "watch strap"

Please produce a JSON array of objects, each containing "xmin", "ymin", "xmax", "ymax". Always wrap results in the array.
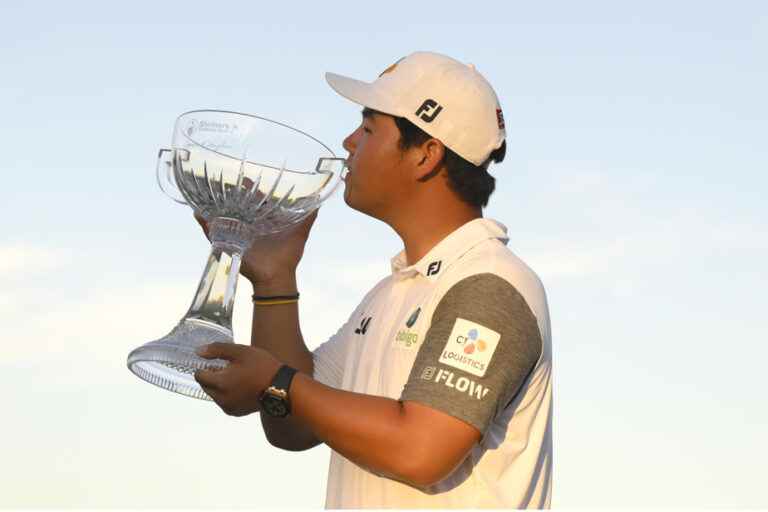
[{"xmin": 269, "ymin": 365, "xmax": 298, "ymax": 398}]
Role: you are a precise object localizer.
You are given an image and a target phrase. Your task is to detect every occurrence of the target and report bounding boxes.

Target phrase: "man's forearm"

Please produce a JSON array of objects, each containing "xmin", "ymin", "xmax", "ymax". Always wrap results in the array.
[
  {"xmin": 248, "ymin": 275, "xmax": 424, "ymax": 481},
  {"xmin": 250, "ymin": 275, "xmax": 318, "ymax": 450},
  {"xmin": 289, "ymin": 373, "xmax": 437, "ymax": 488},
  {"xmin": 248, "ymin": 275, "xmax": 312, "ymax": 369}
]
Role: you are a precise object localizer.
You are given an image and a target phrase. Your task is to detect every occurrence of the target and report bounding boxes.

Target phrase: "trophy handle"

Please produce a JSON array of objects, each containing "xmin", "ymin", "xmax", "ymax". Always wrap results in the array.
[
  {"xmin": 156, "ymin": 148, "xmax": 189, "ymax": 205},
  {"xmin": 315, "ymin": 157, "xmax": 348, "ymax": 203}
]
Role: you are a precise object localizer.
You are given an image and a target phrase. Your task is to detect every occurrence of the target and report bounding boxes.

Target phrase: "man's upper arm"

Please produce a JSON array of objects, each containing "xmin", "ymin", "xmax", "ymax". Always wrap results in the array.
[{"xmin": 399, "ymin": 273, "xmax": 542, "ymax": 481}]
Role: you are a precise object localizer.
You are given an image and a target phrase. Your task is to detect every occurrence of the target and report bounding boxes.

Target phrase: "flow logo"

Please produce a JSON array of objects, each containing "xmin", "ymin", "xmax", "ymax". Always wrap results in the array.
[
  {"xmin": 420, "ymin": 366, "xmax": 437, "ymax": 381},
  {"xmin": 439, "ymin": 318, "xmax": 501, "ymax": 377},
  {"xmin": 418, "ymin": 366, "xmax": 491, "ymax": 400},
  {"xmin": 426, "ymin": 261, "xmax": 442, "ymax": 277},
  {"xmin": 354, "ymin": 316, "xmax": 372, "ymax": 335},
  {"xmin": 415, "ymin": 99, "xmax": 443, "ymax": 123},
  {"xmin": 434, "ymin": 368, "xmax": 491, "ymax": 400}
]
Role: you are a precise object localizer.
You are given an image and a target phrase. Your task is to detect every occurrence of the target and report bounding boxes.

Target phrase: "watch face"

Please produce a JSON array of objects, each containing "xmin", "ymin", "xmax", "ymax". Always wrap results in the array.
[{"xmin": 262, "ymin": 395, "xmax": 288, "ymax": 417}]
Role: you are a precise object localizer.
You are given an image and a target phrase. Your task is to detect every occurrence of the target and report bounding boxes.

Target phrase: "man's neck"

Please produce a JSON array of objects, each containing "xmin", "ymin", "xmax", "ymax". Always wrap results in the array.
[{"xmin": 393, "ymin": 209, "xmax": 483, "ymax": 266}]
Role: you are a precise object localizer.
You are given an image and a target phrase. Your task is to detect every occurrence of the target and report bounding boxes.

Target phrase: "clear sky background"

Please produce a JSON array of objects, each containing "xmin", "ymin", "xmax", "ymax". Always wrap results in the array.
[{"xmin": 1, "ymin": 0, "xmax": 766, "ymax": 508}]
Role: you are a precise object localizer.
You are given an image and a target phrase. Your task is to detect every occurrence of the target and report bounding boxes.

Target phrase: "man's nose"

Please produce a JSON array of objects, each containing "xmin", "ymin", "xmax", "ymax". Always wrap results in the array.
[{"xmin": 342, "ymin": 127, "xmax": 360, "ymax": 155}]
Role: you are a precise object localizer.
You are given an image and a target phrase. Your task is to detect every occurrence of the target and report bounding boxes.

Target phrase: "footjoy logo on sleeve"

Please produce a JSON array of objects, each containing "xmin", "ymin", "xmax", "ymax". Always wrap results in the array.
[{"xmin": 438, "ymin": 318, "xmax": 501, "ymax": 377}]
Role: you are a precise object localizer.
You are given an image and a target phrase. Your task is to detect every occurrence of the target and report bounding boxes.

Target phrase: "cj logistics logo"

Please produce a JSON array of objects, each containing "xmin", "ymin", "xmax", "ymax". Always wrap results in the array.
[
  {"xmin": 439, "ymin": 318, "xmax": 500, "ymax": 377},
  {"xmin": 460, "ymin": 328, "xmax": 487, "ymax": 355}
]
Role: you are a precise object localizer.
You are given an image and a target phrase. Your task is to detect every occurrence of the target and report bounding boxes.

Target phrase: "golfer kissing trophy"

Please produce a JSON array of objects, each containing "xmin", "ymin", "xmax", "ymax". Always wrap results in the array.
[{"xmin": 127, "ymin": 110, "xmax": 346, "ymax": 400}]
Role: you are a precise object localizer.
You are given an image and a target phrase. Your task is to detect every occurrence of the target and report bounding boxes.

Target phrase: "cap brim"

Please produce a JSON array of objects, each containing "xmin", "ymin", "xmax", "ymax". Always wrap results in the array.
[{"xmin": 325, "ymin": 72, "xmax": 400, "ymax": 116}]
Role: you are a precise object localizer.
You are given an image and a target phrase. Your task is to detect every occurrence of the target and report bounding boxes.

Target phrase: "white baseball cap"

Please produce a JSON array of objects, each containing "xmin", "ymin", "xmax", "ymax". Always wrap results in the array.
[{"xmin": 325, "ymin": 51, "xmax": 506, "ymax": 166}]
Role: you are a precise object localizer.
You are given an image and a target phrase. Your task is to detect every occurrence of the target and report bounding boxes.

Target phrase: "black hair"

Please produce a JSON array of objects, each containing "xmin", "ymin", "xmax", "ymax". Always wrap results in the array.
[{"xmin": 362, "ymin": 108, "xmax": 504, "ymax": 208}]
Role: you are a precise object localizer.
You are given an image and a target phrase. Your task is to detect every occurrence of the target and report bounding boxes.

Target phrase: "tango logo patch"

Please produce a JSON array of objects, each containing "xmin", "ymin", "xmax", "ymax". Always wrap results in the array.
[
  {"xmin": 394, "ymin": 329, "xmax": 419, "ymax": 349},
  {"xmin": 394, "ymin": 307, "xmax": 422, "ymax": 349},
  {"xmin": 438, "ymin": 318, "xmax": 500, "ymax": 377},
  {"xmin": 406, "ymin": 307, "xmax": 421, "ymax": 328}
]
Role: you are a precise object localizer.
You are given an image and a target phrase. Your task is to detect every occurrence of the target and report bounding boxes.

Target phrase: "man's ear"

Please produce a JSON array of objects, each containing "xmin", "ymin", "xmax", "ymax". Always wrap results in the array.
[{"xmin": 413, "ymin": 138, "xmax": 445, "ymax": 182}]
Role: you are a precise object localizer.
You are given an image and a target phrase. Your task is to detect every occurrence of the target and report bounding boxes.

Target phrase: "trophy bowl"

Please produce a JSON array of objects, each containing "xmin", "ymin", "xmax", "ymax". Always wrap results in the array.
[{"xmin": 127, "ymin": 110, "xmax": 346, "ymax": 400}]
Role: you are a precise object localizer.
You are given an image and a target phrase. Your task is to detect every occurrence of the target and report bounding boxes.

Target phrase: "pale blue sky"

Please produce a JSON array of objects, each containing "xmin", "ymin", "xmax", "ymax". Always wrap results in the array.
[{"xmin": 1, "ymin": 0, "xmax": 766, "ymax": 508}]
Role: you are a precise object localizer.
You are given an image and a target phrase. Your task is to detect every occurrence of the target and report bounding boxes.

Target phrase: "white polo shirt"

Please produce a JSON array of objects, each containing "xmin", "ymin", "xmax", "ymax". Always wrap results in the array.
[{"xmin": 313, "ymin": 218, "xmax": 553, "ymax": 509}]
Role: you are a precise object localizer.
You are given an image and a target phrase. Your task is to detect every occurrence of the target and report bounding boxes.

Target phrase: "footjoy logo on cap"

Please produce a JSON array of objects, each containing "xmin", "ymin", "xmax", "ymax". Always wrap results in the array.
[
  {"xmin": 439, "ymin": 318, "xmax": 500, "ymax": 377},
  {"xmin": 415, "ymin": 99, "xmax": 444, "ymax": 123}
]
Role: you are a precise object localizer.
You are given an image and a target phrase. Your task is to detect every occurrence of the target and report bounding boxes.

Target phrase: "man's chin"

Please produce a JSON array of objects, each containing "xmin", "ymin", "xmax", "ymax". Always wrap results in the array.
[
  {"xmin": 343, "ymin": 185, "xmax": 356, "ymax": 208},
  {"xmin": 343, "ymin": 187, "xmax": 369, "ymax": 216}
]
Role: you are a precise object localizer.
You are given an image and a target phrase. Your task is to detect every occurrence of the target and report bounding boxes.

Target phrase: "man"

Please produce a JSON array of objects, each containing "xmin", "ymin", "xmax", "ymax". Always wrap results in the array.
[{"xmin": 194, "ymin": 51, "xmax": 553, "ymax": 508}]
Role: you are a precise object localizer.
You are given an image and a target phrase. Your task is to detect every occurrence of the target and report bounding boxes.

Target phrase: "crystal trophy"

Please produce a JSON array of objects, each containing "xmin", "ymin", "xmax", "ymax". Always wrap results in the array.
[{"xmin": 127, "ymin": 110, "xmax": 346, "ymax": 400}]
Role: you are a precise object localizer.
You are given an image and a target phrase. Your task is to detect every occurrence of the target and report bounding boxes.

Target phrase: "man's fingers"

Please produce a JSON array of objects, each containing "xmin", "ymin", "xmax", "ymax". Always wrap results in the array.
[
  {"xmin": 194, "ymin": 368, "xmax": 223, "ymax": 391},
  {"xmin": 196, "ymin": 342, "xmax": 246, "ymax": 361},
  {"xmin": 303, "ymin": 209, "xmax": 319, "ymax": 230},
  {"xmin": 193, "ymin": 213, "xmax": 211, "ymax": 240},
  {"xmin": 288, "ymin": 209, "xmax": 318, "ymax": 238}
]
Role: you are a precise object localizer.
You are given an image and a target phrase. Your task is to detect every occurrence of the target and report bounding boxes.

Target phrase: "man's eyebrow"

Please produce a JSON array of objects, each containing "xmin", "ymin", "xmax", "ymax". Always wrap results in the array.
[{"xmin": 361, "ymin": 107, "xmax": 379, "ymax": 120}]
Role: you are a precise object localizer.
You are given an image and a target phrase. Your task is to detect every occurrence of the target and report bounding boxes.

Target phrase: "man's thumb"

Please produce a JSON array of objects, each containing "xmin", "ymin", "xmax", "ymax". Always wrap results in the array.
[{"xmin": 196, "ymin": 342, "xmax": 242, "ymax": 360}]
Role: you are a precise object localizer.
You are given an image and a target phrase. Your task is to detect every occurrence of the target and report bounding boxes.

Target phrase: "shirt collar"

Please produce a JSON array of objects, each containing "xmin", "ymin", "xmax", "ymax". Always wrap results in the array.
[{"xmin": 389, "ymin": 218, "xmax": 509, "ymax": 280}]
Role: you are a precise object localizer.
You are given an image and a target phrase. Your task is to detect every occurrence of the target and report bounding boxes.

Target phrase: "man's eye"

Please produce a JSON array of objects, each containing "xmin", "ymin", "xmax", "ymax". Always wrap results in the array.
[{"xmin": 363, "ymin": 127, "xmax": 372, "ymax": 134}]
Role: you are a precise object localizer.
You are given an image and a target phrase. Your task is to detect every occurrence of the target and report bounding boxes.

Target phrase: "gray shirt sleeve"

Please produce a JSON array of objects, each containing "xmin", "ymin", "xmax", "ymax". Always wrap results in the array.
[{"xmin": 400, "ymin": 273, "xmax": 542, "ymax": 435}]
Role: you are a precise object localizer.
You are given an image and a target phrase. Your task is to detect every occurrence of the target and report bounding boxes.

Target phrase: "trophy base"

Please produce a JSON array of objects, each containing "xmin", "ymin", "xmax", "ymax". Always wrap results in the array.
[{"xmin": 127, "ymin": 318, "xmax": 233, "ymax": 401}]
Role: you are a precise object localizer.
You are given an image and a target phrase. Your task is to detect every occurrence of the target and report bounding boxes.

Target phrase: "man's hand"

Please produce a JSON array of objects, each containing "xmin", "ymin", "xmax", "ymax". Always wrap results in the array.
[
  {"xmin": 194, "ymin": 209, "xmax": 318, "ymax": 286},
  {"xmin": 194, "ymin": 342, "xmax": 282, "ymax": 417}
]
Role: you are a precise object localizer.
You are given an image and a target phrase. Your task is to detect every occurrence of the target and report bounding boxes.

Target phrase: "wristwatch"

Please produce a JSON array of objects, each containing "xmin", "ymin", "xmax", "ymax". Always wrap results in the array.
[{"xmin": 260, "ymin": 365, "xmax": 298, "ymax": 418}]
